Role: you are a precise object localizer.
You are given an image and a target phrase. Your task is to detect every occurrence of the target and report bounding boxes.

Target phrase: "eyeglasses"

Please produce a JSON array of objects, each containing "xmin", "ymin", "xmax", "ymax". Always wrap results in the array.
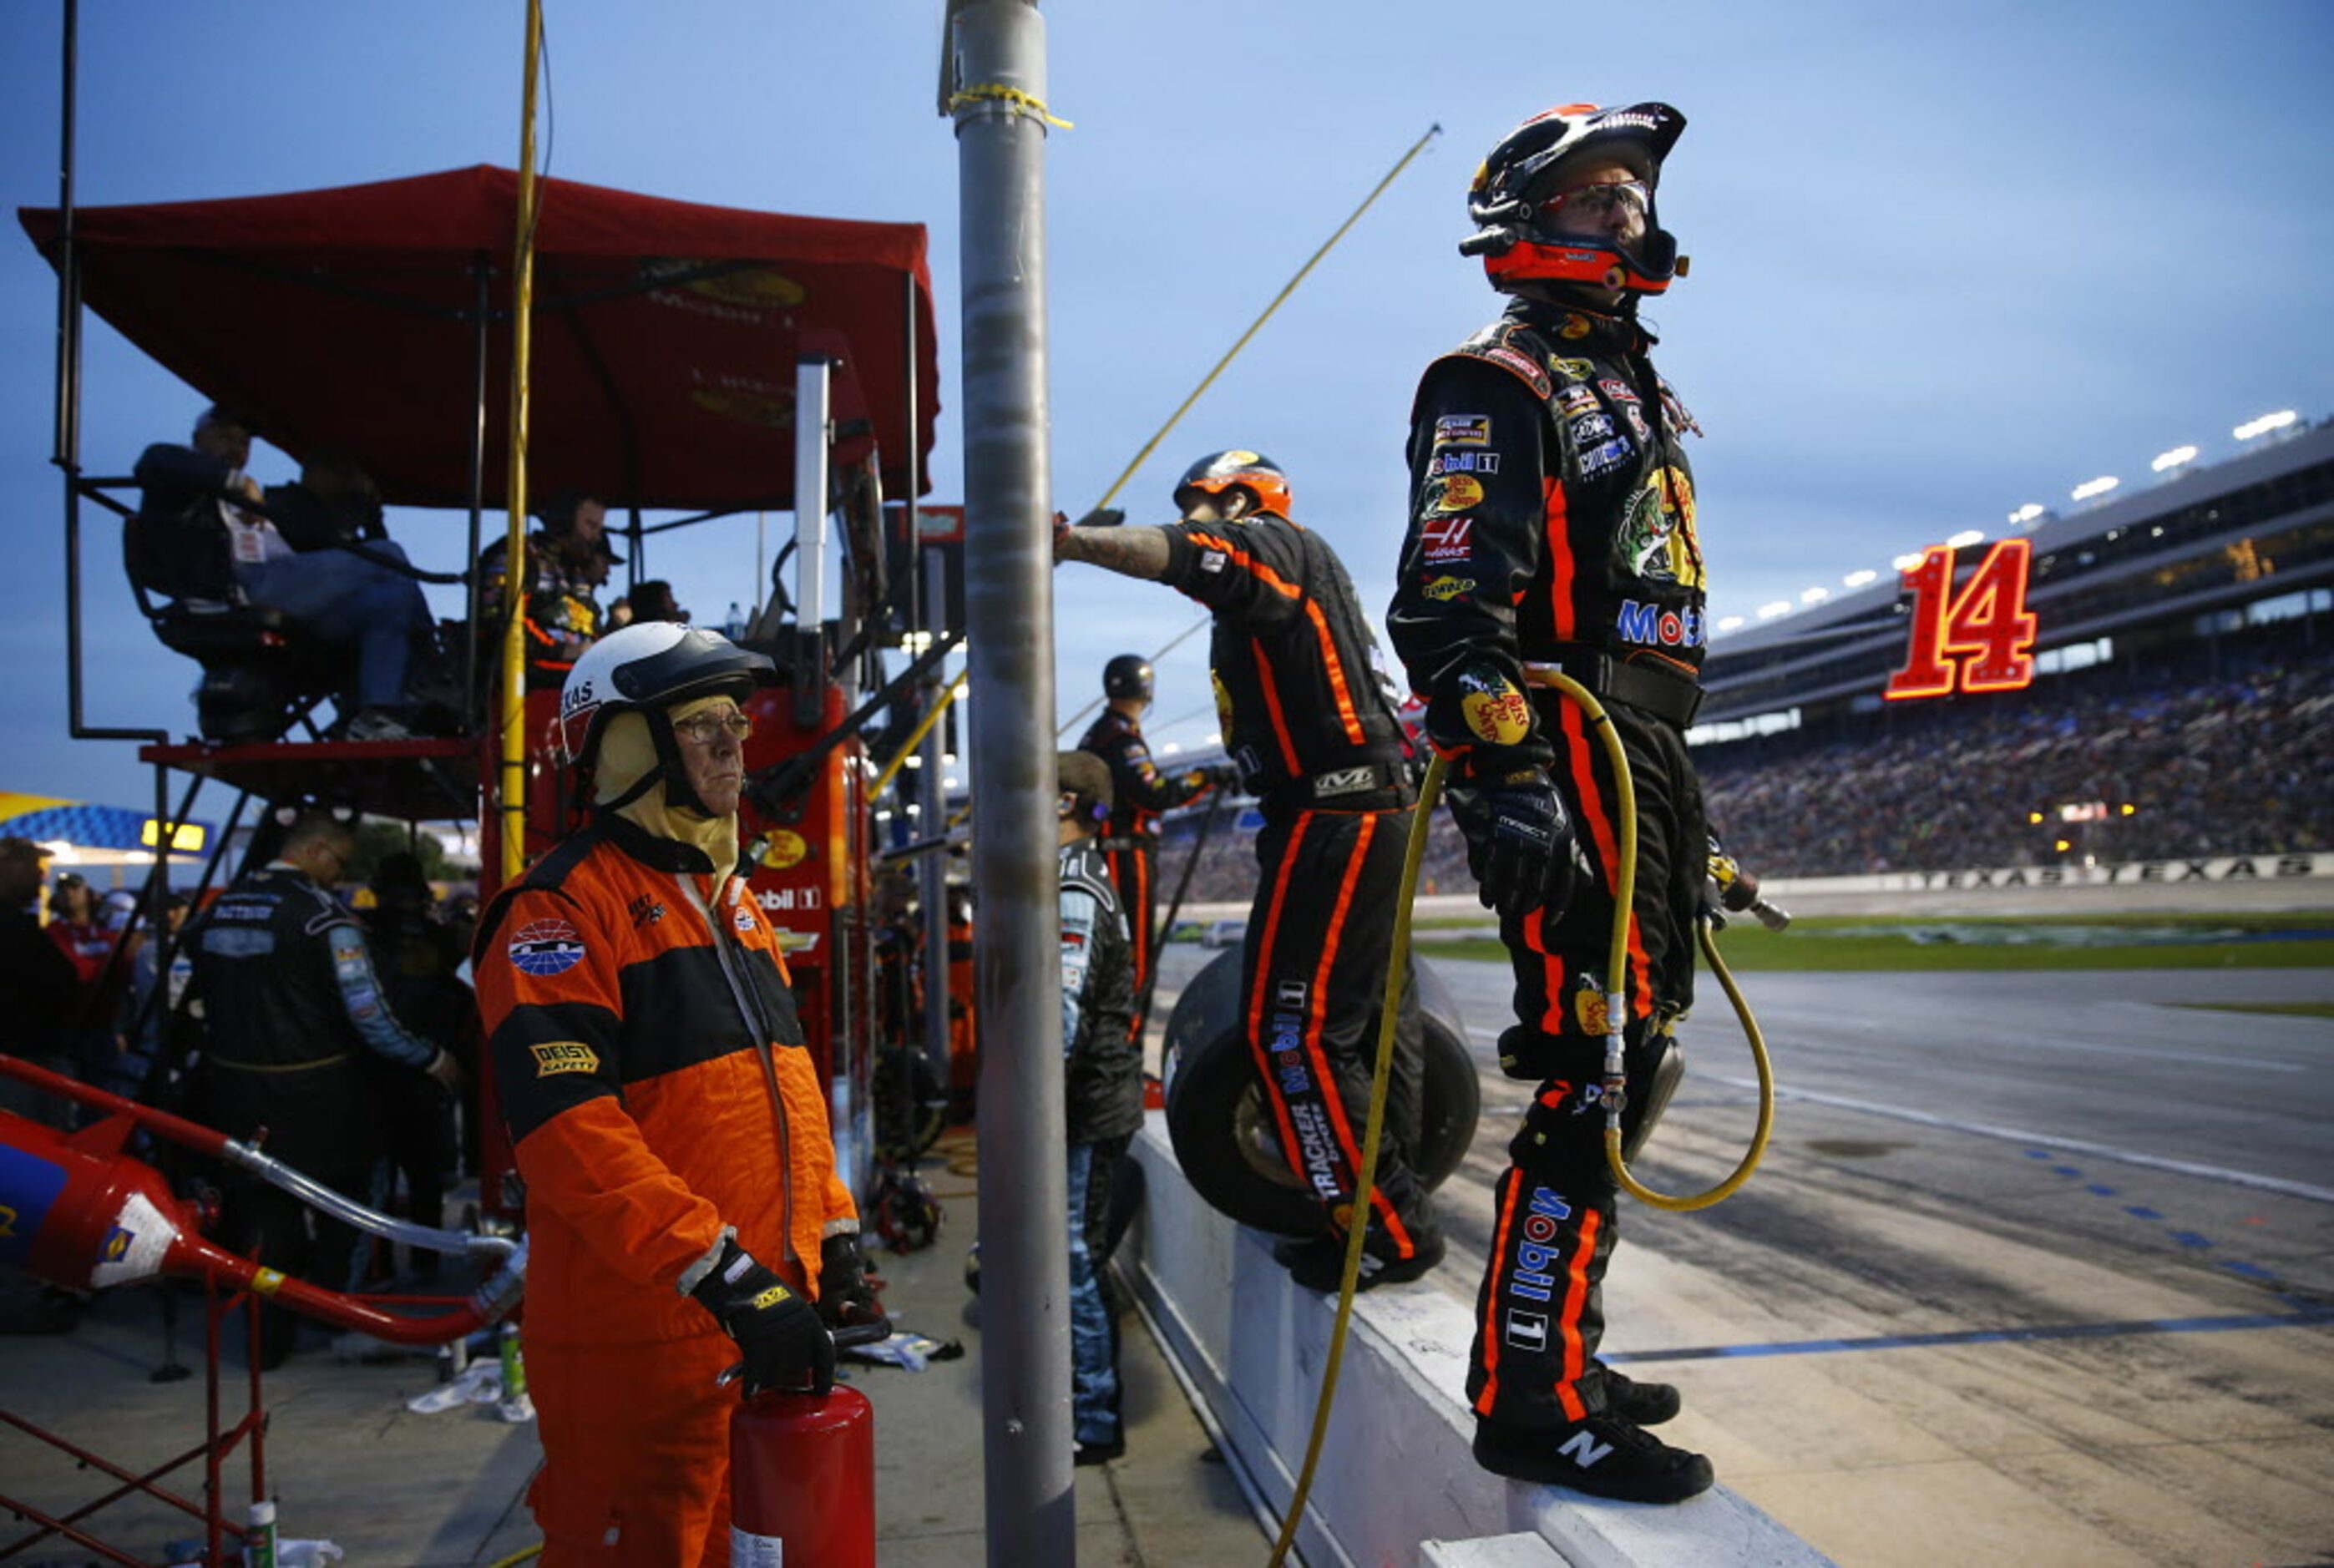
[
  {"xmin": 672, "ymin": 709, "xmax": 753, "ymax": 746},
  {"xmin": 1543, "ymin": 180, "xmax": 1650, "ymax": 220}
]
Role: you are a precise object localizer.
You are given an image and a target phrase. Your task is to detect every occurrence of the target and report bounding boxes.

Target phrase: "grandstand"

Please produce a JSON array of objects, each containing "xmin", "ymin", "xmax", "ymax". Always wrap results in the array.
[{"xmin": 1161, "ymin": 417, "xmax": 2333, "ymax": 896}]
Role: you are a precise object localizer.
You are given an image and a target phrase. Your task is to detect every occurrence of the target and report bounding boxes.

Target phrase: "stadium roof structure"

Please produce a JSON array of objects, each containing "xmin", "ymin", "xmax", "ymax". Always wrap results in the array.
[
  {"xmin": 1697, "ymin": 420, "xmax": 2334, "ymax": 729},
  {"xmin": 18, "ymin": 164, "xmax": 941, "ymax": 513}
]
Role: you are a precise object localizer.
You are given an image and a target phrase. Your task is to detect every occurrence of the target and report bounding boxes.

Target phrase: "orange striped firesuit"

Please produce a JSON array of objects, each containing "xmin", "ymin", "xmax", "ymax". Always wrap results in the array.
[
  {"xmin": 1155, "ymin": 508, "xmax": 1437, "ymax": 1266},
  {"xmin": 475, "ymin": 813, "xmax": 857, "ymax": 1565},
  {"xmin": 1388, "ymin": 297, "xmax": 1709, "ymax": 1432}
]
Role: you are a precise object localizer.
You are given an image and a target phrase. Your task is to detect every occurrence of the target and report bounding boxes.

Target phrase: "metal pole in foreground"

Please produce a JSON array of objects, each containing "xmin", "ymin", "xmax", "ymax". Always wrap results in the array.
[
  {"xmin": 919, "ymin": 548, "xmax": 954, "ymax": 1095},
  {"xmin": 949, "ymin": 3, "xmax": 1073, "ymax": 1561}
]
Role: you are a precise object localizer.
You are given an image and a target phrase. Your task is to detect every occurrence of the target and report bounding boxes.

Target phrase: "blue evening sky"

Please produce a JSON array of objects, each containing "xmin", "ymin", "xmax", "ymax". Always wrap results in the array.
[{"xmin": 3, "ymin": 2, "xmax": 2328, "ymax": 809}]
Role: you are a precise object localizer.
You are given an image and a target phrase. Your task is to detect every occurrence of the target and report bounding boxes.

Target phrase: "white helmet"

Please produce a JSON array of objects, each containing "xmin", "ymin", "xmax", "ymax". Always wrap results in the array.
[{"xmin": 558, "ymin": 622, "xmax": 774, "ymax": 771}]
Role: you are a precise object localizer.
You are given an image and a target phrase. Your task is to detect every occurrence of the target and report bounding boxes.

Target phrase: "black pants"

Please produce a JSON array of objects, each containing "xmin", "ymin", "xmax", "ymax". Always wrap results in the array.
[
  {"xmin": 1243, "ymin": 806, "xmax": 1434, "ymax": 1261},
  {"xmin": 1099, "ymin": 839, "xmax": 1157, "ymax": 1037},
  {"xmin": 203, "ymin": 1058, "xmax": 379, "ymax": 1366},
  {"xmin": 1467, "ymin": 699, "xmax": 1704, "ymax": 1429}
]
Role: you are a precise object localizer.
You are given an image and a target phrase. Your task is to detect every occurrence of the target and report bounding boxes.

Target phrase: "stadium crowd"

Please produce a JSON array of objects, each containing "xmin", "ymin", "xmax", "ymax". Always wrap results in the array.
[{"xmin": 1157, "ymin": 631, "xmax": 2332, "ymax": 896}]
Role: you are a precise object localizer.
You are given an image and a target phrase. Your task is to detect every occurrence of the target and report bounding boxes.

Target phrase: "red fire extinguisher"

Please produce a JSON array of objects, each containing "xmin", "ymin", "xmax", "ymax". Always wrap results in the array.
[{"xmin": 727, "ymin": 1316, "xmax": 889, "ymax": 1567}]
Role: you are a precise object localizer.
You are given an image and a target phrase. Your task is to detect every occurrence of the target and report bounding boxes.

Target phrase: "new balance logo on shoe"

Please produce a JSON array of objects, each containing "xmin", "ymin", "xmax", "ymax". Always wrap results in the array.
[{"xmin": 1556, "ymin": 1428, "xmax": 1616, "ymax": 1469}]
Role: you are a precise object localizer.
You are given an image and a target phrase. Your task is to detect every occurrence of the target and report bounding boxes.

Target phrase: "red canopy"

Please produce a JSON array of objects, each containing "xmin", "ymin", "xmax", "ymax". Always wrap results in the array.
[{"xmin": 20, "ymin": 164, "xmax": 939, "ymax": 512}]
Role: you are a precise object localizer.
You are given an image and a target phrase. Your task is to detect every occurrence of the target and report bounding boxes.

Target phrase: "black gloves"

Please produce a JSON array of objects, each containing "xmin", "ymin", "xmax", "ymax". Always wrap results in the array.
[
  {"xmin": 1447, "ymin": 767, "xmax": 1577, "ymax": 922},
  {"xmin": 815, "ymin": 1232, "xmax": 882, "ymax": 1332},
  {"xmin": 690, "ymin": 1236, "xmax": 834, "ymax": 1396},
  {"xmin": 1198, "ymin": 762, "xmax": 1243, "ymax": 790}
]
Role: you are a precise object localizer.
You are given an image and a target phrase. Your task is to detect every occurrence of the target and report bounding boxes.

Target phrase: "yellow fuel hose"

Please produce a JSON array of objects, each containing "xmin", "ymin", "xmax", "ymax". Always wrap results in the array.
[
  {"xmin": 1272, "ymin": 674, "xmax": 1775, "ymax": 1560},
  {"xmin": 1519, "ymin": 665, "xmax": 1773, "ymax": 1210}
]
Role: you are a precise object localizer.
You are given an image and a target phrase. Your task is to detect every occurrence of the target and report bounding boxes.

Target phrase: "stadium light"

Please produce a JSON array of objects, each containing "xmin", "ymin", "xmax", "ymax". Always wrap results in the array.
[
  {"xmin": 1756, "ymin": 600, "xmax": 1792, "ymax": 620},
  {"xmin": 944, "ymin": 776, "xmax": 960, "ymax": 789},
  {"xmin": 2028, "ymin": 812, "xmax": 2043, "ymax": 824},
  {"xmin": 2069, "ymin": 476, "xmax": 2119, "ymax": 502},
  {"xmin": 2054, "ymin": 838, "xmax": 2072, "ymax": 852},
  {"xmin": 1800, "ymin": 586, "xmax": 1829, "ymax": 604},
  {"xmin": 2150, "ymin": 444, "xmax": 2199, "ymax": 473},
  {"xmin": 2119, "ymin": 802, "xmax": 2136, "ymax": 816},
  {"xmin": 1842, "ymin": 569, "xmax": 1879, "ymax": 589},
  {"xmin": 1717, "ymin": 615, "xmax": 1745, "ymax": 632},
  {"xmin": 904, "ymin": 754, "xmax": 923, "ymax": 769},
  {"xmin": 1161, "ymin": 741, "xmax": 1182, "ymax": 756},
  {"xmin": 1203, "ymin": 732, "xmax": 1223, "ymax": 746},
  {"xmin": 2007, "ymin": 503, "xmax": 2047, "ymax": 526},
  {"xmin": 1891, "ymin": 551, "xmax": 1926, "ymax": 572},
  {"xmin": 2234, "ymin": 409, "xmax": 2298, "ymax": 441},
  {"xmin": 1946, "ymin": 529, "xmax": 1987, "ymax": 549}
]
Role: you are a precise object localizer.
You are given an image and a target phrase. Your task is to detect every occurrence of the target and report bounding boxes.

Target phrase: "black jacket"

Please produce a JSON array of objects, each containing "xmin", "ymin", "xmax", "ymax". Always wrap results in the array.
[
  {"xmin": 1059, "ymin": 838, "xmax": 1140, "ymax": 1143},
  {"xmin": 190, "ymin": 865, "xmax": 438, "ymax": 1073},
  {"xmin": 1389, "ymin": 297, "xmax": 1707, "ymax": 777},
  {"xmin": 129, "ymin": 443, "xmax": 242, "ymax": 603},
  {"xmin": 1159, "ymin": 512, "xmax": 1410, "ymax": 817},
  {"xmin": 1078, "ymin": 709, "xmax": 1207, "ymax": 847}
]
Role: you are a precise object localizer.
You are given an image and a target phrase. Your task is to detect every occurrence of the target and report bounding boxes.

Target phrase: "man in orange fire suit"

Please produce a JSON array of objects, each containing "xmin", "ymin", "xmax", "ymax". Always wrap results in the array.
[
  {"xmin": 475, "ymin": 622, "xmax": 876, "ymax": 1565},
  {"xmin": 1388, "ymin": 102, "xmax": 1713, "ymax": 1503},
  {"xmin": 1058, "ymin": 451, "xmax": 1442, "ymax": 1288}
]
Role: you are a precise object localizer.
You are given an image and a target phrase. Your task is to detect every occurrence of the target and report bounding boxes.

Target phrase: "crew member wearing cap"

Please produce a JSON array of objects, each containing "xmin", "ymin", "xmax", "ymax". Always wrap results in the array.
[
  {"xmin": 1389, "ymin": 102, "xmax": 1716, "ymax": 1502},
  {"xmin": 473, "ymin": 622, "xmax": 876, "ymax": 1564},
  {"xmin": 1057, "ymin": 451, "xmax": 1443, "ymax": 1292}
]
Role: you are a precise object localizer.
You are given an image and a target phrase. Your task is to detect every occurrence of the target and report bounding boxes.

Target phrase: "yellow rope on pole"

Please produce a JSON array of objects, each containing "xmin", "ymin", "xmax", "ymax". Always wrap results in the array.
[
  {"xmin": 870, "ymin": 670, "xmax": 966, "ymax": 798},
  {"xmin": 946, "ymin": 82, "xmax": 1072, "ymax": 128},
  {"xmin": 497, "ymin": 0, "xmax": 544, "ymax": 885},
  {"xmin": 1089, "ymin": 124, "xmax": 1440, "ymax": 516}
]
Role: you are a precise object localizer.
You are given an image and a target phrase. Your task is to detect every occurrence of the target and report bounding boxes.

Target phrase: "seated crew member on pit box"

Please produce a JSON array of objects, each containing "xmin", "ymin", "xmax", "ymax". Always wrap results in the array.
[{"xmin": 132, "ymin": 407, "xmax": 438, "ymax": 740}]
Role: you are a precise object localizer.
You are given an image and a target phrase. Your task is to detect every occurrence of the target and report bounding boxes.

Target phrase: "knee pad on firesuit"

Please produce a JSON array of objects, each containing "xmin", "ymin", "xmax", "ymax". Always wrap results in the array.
[{"xmin": 1497, "ymin": 1024, "xmax": 1680, "ymax": 1171}]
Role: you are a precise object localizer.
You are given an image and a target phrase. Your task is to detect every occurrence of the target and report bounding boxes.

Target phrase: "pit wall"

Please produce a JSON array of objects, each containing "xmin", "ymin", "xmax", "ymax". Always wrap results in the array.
[
  {"xmin": 1177, "ymin": 850, "xmax": 2334, "ymax": 926},
  {"xmin": 1123, "ymin": 1117, "xmax": 1835, "ymax": 1568}
]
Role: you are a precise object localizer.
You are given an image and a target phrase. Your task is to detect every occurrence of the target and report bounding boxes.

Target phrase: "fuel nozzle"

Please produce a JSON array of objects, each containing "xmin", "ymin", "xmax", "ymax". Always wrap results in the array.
[{"xmin": 1707, "ymin": 836, "xmax": 1790, "ymax": 932}]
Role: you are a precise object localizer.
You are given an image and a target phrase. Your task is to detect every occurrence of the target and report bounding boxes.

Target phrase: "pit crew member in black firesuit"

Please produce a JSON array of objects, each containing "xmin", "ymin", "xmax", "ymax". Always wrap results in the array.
[
  {"xmin": 1073, "ymin": 655, "xmax": 1225, "ymax": 1039},
  {"xmin": 1058, "ymin": 451, "xmax": 1441, "ymax": 1290},
  {"xmin": 1055, "ymin": 750, "xmax": 1141, "ymax": 1465},
  {"xmin": 189, "ymin": 809, "xmax": 463, "ymax": 1368},
  {"xmin": 1388, "ymin": 102, "xmax": 1719, "ymax": 1504}
]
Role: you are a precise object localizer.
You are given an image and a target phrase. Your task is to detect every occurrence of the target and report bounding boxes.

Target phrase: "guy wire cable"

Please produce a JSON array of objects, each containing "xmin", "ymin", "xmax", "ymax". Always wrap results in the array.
[{"xmin": 1056, "ymin": 124, "xmax": 1441, "ymax": 741}]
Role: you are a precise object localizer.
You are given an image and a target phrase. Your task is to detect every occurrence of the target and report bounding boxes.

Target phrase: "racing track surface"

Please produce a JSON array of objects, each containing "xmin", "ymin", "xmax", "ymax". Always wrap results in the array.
[{"xmin": 1152, "ymin": 946, "xmax": 2334, "ymax": 1567}]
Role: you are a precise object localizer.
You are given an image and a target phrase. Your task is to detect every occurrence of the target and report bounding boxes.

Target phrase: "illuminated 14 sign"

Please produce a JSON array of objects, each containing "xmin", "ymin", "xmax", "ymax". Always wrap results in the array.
[{"xmin": 1885, "ymin": 539, "xmax": 2038, "ymax": 700}]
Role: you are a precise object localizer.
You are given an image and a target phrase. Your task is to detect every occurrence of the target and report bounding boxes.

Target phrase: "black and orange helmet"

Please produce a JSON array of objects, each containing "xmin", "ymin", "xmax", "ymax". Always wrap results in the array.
[
  {"xmin": 1462, "ymin": 102, "xmax": 1686, "ymax": 295},
  {"xmin": 1172, "ymin": 449, "xmax": 1292, "ymax": 518}
]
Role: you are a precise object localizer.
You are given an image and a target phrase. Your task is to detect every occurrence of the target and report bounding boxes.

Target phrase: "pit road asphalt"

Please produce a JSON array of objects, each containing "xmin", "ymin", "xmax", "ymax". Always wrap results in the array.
[{"xmin": 1152, "ymin": 943, "xmax": 2334, "ymax": 1568}]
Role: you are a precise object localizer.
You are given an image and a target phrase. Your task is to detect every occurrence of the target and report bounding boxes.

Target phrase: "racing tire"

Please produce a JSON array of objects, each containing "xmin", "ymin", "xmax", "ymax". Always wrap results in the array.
[{"xmin": 1164, "ymin": 1011, "xmax": 1481, "ymax": 1237}]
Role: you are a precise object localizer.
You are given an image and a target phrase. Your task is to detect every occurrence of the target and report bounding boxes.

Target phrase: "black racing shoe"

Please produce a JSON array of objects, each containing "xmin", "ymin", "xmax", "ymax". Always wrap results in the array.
[
  {"xmin": 1471, "ymin": 1414, "xmax": 1714, "ymax": 1504},
  {"xmin": 1073, "ymin": 1439, "xmax": 1125, "ymax": 1467},
  {"xmin": 1273, "ymin": 1229, "xmax": 1446, "ymax": 1293},
  {"xmin": 1597, "ymin": 1364, "xmax": 1681, "ymax": 1427}
]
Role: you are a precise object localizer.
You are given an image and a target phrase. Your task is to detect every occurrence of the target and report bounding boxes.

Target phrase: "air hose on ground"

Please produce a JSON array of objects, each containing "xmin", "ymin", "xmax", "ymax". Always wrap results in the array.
[{"xmin": 1266, "ymin": 666, "xmax": 1776, "ymax": 1564}]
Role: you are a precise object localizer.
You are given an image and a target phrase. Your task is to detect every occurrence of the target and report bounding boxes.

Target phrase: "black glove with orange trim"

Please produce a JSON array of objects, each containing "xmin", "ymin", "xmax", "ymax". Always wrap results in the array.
[
  {"xmin": 1447, "ymin": 766, "xmax": 1577, "ymax": 923},
  {"xmin": 691, "ymin": 1236, "xmax": 834, "ymax": 1396}
]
